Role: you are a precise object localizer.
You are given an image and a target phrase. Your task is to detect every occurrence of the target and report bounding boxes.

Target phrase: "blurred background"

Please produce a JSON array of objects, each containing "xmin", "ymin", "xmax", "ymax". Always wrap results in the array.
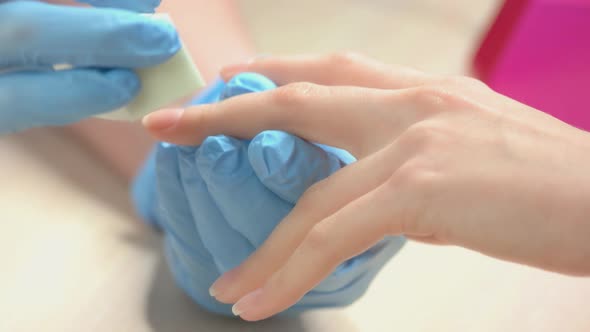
[
  {"xmin": 2, "ymin": 0, "xmax": 590, "ymax": 331},
  {"xmin": 236, "ymin": 0, "xmax": 499, "ymax": 75}
]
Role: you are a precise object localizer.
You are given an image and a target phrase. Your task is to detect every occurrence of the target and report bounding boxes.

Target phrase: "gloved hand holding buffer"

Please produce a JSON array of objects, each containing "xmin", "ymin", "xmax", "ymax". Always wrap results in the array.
[{"xmin": 0, "ymin": 0, "xmax": 179, "ymax": 133}]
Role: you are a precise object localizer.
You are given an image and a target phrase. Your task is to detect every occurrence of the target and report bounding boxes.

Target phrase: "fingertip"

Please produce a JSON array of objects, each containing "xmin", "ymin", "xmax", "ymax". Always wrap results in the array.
[
  {"xmin": 136, "ymin": 17, "xmax": 181, "ymax": 66},
  {"xmin": 209, "ymin": 268, "xmax": 241, "ymax": 304},
  {"xmin": 196, "ymin": 135, "xmax": 245, "ymax": 176},
  {"xmin": 248, "ymin": 131, "xmax": 296, "ymax": 180},
  {"xmin": 249, "ymin": 131, "xmax": 339, "ymax": 203},
  {"xmin": 143, "ymin": 103, "xmax": 222, "ymax": 146},
  {"xmin": 142, "ymin": 108, "xmax": 184, "ymax": 133},
  {"xmin": 104, "ymin": 69, "xmax": 141, "ymax": 100},
  {"xmin": 231, "ymin": 288, "xmax": 266, "ymax": 320}
]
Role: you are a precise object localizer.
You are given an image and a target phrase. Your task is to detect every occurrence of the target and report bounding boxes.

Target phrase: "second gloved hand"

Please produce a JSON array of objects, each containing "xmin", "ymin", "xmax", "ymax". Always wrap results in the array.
[
  {"xmin": 133, "ymin": 73, "xmax": 406, "ymax": 316},
  {"xmin": 0, "ymin": 1, "xmax": 178, "ymax": 133}
]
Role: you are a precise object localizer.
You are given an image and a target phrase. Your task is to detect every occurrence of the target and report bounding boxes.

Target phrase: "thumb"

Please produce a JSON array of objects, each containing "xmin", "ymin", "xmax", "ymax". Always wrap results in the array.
[
  {"xmin": 221, "ymin": 72, "xmax": 277, "ymax": 99},
  {"xmin": 76, "ymin": 0, "xmax": 161, "ymax": 13}
]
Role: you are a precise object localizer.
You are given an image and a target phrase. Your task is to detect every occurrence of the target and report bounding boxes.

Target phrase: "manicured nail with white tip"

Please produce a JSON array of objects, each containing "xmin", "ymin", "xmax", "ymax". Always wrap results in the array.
[
  {"xmin": 231, "ymin": 288, "xmax": 264, "ymax": 318},
  {"xmin": 231, "ymin": 304, "xmax": 243, "ymax": 316}
]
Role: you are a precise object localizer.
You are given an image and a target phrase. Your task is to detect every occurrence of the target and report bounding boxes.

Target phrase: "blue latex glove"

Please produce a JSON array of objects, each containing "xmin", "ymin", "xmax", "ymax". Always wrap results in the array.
[
  {"xmin": 77, "ymin": 0, "xmax": 162, "ymax": 13},
  {"xmin": 132, "ymin": 73, "xmax": 406, "ymax": 316},
  {"xmin": 0, "ymin": 1, "xmax": 178, "ymax": 133}
]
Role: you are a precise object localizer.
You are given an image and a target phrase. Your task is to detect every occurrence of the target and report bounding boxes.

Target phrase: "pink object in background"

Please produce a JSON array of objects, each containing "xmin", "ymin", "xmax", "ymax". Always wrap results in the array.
[{"xmin": 474, "ymin": 0, "xmax": 590, "ymax": 130}]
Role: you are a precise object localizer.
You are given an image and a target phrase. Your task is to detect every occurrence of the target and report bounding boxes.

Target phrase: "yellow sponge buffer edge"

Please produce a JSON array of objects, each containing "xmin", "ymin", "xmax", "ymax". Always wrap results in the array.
[
  {"xmin": 97, "ymin": 13, "xmax": 205, "ymax": 121},
  {"xmin": 51, "ymin": 14, "xmax": 205, "ymax": 121}
]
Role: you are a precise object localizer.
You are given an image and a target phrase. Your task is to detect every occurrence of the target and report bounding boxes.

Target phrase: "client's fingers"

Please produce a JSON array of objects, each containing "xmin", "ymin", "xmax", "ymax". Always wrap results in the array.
[
  {"xmin": 144, "ymin": 84, "xmax": 413, "ymax": 158},
  {"xmin": 232, "ymin": 182, "xmax": 401, "ymax": 321},
  {"xmin": 209, "ymin": 143, "xmax": 407, "ymax": 304},
  {"xmin": 221, "ymin": 53, "xmax": 433, "ymax": 89}
]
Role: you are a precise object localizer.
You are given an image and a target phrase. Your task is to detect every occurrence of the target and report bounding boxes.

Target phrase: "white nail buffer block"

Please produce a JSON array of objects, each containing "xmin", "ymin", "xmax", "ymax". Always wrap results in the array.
[{"xmin": 96, "ymin": 13, "xmax": 205, "ymax": 121}]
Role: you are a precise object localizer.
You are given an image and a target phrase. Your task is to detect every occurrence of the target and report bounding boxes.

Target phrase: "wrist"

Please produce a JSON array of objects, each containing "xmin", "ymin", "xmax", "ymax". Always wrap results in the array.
[{"xmin": 546, "ymin": 127, "xmax": 590, "ymax": 276}]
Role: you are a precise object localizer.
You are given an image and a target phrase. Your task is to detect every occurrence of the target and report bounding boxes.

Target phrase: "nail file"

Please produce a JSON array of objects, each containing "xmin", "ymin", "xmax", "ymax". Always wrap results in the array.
[{"xmin": 54, "ymin": 13, "xmax": 205, "ymax": 122}]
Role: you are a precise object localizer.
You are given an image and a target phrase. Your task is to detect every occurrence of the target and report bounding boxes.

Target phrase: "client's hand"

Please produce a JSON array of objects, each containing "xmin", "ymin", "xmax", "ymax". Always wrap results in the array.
[
  {"xmin": 133, "ymin": 72, "xmax": 406, "ymax": 316},
  {"xmin": 144, "ymin": 53, "xmax": 590, "ymax": 321}
]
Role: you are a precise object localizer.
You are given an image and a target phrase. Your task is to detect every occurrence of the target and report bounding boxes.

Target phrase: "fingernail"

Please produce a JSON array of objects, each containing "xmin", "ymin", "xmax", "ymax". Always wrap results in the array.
[
  {"xmin": 232, "ymin": 288, "xmax": 264, "ymax": 317},
  {"xmin": 106, "ymin": 69, "xmax": 141, "ymax": 92},
  {"xmin": 231, "ymin": 304, "xmax": 243, "ymax": 316},
  {"xmin": 142, "ymin": 108, "xmax": 184, "ymax": 132},
  {"xmin": 209, "ymin": 269, "xmax": 238, "ymax": 301},
  {"xmin": 209, "ymin": 286, "xmax": 218, "ymax": 298}
]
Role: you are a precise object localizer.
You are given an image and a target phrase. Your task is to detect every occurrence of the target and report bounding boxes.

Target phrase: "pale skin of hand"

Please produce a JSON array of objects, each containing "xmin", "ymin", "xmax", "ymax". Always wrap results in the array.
[{"xmin": 143, "ymin": 53, "xmax": 590, "ymax": 321}]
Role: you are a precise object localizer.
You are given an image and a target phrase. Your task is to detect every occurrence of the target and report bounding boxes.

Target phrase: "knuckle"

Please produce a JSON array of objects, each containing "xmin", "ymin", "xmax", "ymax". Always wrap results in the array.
[
  {"xmin": 268, "ymin": 83, "xmax": 327, "ymax": 128},
  {"xmin": 442, "ymin": 75, "xmax": 489, "ymax": 90},
  {"xmin": 324, "ymin": 51, "xmax": 366, "ymax": 67},
  {"xmin": 302, "ymin": 227, "xmax": 334, "ymax": 258},
  {"xmin": 385, "ymin": 162, "xmax": 439, "ymax": 234},
  {"xmin": 187, "ymin": 106, "xmax": 216, "ymax": 143},
  {"xmin": 406, "ymin": 84, "xmax": 479, "ymax": 117},
  {"xmin": 386, "ymin": 161, "xmax": 437, "ymax": 193},
  {"xmin": 264, "ymin": 270, "xmax": 291, "ymax": 299},
  {"xmin": 411, "ymin": 85, "xmax": 456, "ymax": 108},
  {"xmin": 267, "ymin": 268, "xmax": 307, "ymax": 303},
  {"xmin": 270, "ymin": 82, "xmax": 321, "ymax": 108},
  {"xmin": 192, "ymin": 105, "xmax": 210, "ymax": 125},
  {"xmin": 397, "ymin": 123, "xmax": 446, "ymax": 153}
]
